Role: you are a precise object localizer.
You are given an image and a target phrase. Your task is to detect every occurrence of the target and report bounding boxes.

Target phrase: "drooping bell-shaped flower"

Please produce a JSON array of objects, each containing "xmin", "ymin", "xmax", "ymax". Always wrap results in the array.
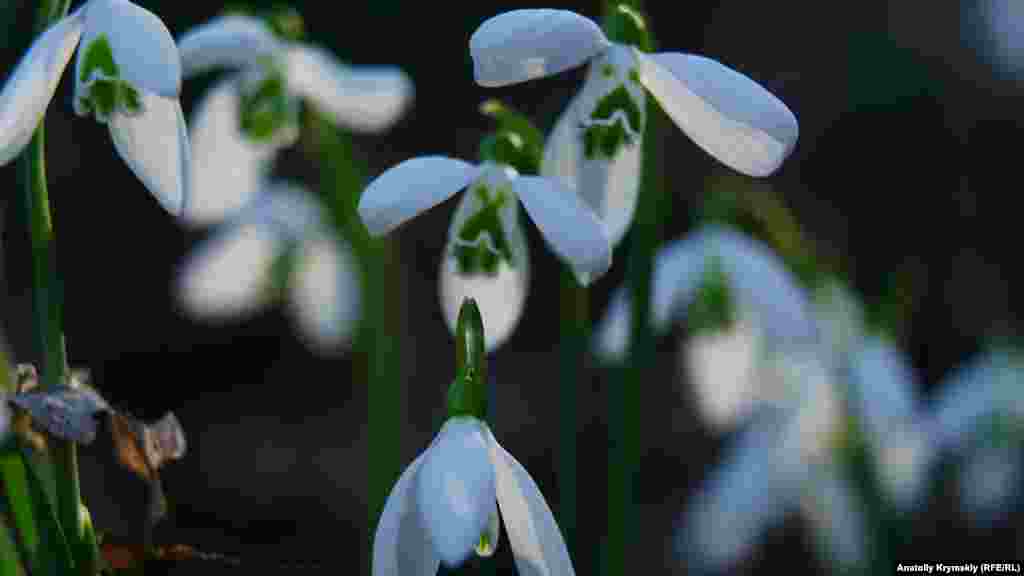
[
  {"xmin": 358, "ymin": 155, "xmax": 611, "ymax": 349},
  {"xmin": 0, "ymin": 0, "xmax": 189, "ymax": 214},
  {"xmin": 175, "ymin": 181, "xmax": 361, "ymax": 354},
  {"xmin": 176, "ymin": 11, "xmax": 414, "ymax": 225},
  {"xmin": 470, "ymin": 7, "xmax": 799, "ymax": 244},
  {"xmin": 373, "ymin": 299, "xmax": 574, "ymax": 575}
]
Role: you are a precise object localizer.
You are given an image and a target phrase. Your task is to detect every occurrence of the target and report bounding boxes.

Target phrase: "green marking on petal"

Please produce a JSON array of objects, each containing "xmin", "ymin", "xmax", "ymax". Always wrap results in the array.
[
  {"xmin": 687, "ymin": 254, "xmax": 735, "ymax": 335},
  {"xmin": 78, "ymin": 35, "xmax": 119, "ymax": 82},
  {"xmin": 453, "ymin": 185, "xmax": 515, "ymax": 276},
  {"xmin": 602, "ymin": 63, "xmax": 615, "ymax": 78},
  {"xmin": 239, "ymin": 66, "xmax": 299, "ymax": 142},
  {"xmin": 628, "ymin": 67, "xmax": 642, "ymax": 85},
  {"xmin": 264, "ymin": 240, "xmax": 298, "ymax": 301},
  {"xmin": 476, "ymin": 530, "xmax": 494, "ymax": 556},
  {"xmin": 582, "ymin": 84, "xmax": 644, "ymax": 160}
]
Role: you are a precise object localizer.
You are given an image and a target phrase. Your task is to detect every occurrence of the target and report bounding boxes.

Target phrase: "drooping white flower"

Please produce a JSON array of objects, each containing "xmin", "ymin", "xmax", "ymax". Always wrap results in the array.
[
  {"xmin": 373, "ymin": 416, "xmax": 574, "ymax": 575},
  {"xmin": 358, "ymin": 156, "xmax": 610, "ymax": 349},
  {"xmin": 470, "ymin": 9, "xmax": 799, "ymax": 244},
  {"xmin": 175, "ymin": 181, "xmax": 360, "ymax": 354},
  {"xmin": 0, "ymin": 0, "xmax": 189, "ymax": 214},
  {"xmin": 177, "ymin": 13, "xmax": 414, "ymax": 225},
  {"xmin": 926, "ymin": 349, "xmax": 1024, "ymax": 522}
]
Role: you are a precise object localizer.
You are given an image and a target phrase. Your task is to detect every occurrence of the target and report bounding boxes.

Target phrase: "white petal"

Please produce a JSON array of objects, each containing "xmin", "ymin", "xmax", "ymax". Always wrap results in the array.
[
  {"xmin": 288, "ymin": 235, "xmax": 361, "ymax": 353},
  {"xmin": 811, "ymin": 279, "xmax": 865, "ymax": 371},
  {"xmin": 108, "ymin": 93, "xmax": 189, "ymax": 215},
  {"xmin": 927, "ymin": 352, "xmax": 1004, "ymax": 452},
  {"xmin": 358, "ymin": 156, "xmax": 482, "ymax": 236},
  {"xmin": 186, "ymin": 77, "xmax": 278, "ymax": 227},
  {"xmin": 876, "ymin": 425, "xmax": 933, "ymax": 508},
  {"xmin": 850, "ymin": 336, "xmax": 917, "ymax": 439},
  {"xmin": 0, "ymin": 8, "xmax": 83, "ymax": 165},
  {"xmin": 284, "ymin": 45, "xmax": 413, "ymax": 133},
  {"xmin": 175, "ymin": 221, "xmax": 280, "ymax": 319},
  {"xmin": 80, "ymin": 0, "xmax": 181, "ymax": 97},
  {"xmin": 488, "ymin": 429, "xmax": 575, "ymax": 576},
  {"xmin": 801, "ymin": 468, "xmax": 867, "ymax": 569},
  {"xmin": 251, "ymin": 181, "xmax": 327, "ymax": 241},
  {"xmin": 684, "ymin": 316, "xmax": 765, "ymax": 431},
  {"xmin": 638, "ymin": 51, "xmax": 798, "ymax": 177},
  {"xmin": 417, "ymin": 418, "xmax": 497, "ymax": 568},
  {"xmin": 470, "ymin": 9, "xmax": 610, "ymax": 87},
  {"xmin": 439, "ymin": 255, "xmax": 528, "ymax": 353},
  {"xmin": 591, "ymin": 288, "xmax": 630, "ymax": 363},
  {"xmin": 679, "ymin": 416, "xmax": 799, "ymax": 570},
  {"xmin": 540, "ymin": 94, "xmax": 580, "ymax": 189},
  {"xmin": 959, "ymin": 444, "xmax": 1021, "ymax": 522},
  {"xmin": 177, "ymin": 14, "xmax": 282, "ymax": 78},
  {"xmin": 372, "ymin": 452, "xmax": 441, "ymax": 576},
  {"xmin": 511, "ymin": 175, "xmax": 611, "ymax": 286}
]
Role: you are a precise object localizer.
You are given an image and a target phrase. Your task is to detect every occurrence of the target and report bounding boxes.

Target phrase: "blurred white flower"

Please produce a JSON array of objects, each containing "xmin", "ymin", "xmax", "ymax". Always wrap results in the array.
[
  {"xmin": 177, "ymin": 13, "xmax": 414, "ymax": 225},
  {"xmin": 175, "ymin": 181, "xmax": 360, "ymax": 354},
  {"xmin": 926, "ymin": 349, "xmax": 1024, "ymax": 522},
  {"xmin": 373, "ymin": 416, "xmax": 574, "ymax": 575},
  {"xmin": 0, "ymin": 0, "xmax": 188, "ymax": 214},
  {"xmin": 470, "ymin": 8, "xmax": 799, "ymax": 243},
  {"xmin": 592, "ymin": 224, "xmax": 816, "ymax": 430}
]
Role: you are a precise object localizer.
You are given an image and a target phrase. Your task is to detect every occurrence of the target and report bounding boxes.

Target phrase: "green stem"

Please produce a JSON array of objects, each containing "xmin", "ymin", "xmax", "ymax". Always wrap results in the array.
[
  {"xmin": 557, "ymin": 268, "xmax": 587, "ymax": 561},
  {"xmin": 601, "ymin": 3, "xmax": 658, "ymax": 575},
  {"xmin": 17, "ymin": 1, "xmax": 83, "ymax": 570},
  {"xmin": 304, "ymin": 111, "xmax": 403, "ymax": 576}
]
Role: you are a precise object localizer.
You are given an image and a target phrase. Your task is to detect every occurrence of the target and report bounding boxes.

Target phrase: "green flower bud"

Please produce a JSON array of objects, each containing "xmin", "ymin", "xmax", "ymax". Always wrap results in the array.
[{"xmin": 447, "ymin": 298, "xmax": 488, "ymax": 419}]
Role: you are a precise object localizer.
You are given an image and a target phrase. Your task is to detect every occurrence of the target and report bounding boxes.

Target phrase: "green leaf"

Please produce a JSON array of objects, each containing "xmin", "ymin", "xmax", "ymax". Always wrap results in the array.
[{"xmin": 0, "ymin": 450, "xmax": 74, "ymax": 575}]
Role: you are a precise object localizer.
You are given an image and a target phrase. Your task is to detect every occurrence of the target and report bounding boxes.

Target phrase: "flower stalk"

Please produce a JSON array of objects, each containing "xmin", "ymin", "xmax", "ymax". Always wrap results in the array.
[{"xmin": 16, "ymin": 0, "xmax": 85, "ymax": 568}]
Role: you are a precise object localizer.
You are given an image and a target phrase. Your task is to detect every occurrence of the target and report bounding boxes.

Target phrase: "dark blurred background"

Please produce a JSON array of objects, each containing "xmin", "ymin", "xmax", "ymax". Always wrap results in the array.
[{"xmin": 2, "ymin": 0, "xmax": 1022, "ymax": 573}]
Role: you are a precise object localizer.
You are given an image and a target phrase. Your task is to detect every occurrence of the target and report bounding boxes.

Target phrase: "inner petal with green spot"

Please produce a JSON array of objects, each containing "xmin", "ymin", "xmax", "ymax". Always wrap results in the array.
[
  {"xmin": 239, "ymin": 61, "xmax": 300, "ymax": 143},
  {"xmin": 688, "ymin": 254, "xmax": 736, "ymax": 335},
  {"xmin": 452, "ymin": 184, "xmax": 515, "ymax": 276},
  {"xmin": 75, "ymin": 35, "xmax": 144, "ymax": 121}
]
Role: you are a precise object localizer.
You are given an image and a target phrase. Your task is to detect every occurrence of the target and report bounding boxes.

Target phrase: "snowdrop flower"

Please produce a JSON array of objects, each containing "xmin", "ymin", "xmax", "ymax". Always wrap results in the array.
[
  {"xmin": 926, "ymin": 349, "xmax": 1024, "ymax": 522},
  {"xmin": 175, "ymin": 181, "xmax": 360, "ymax": 354},
  {"xmin": 593, "ymin": 224, "xmax": 816, "ymax": 429},
  {"xmin": 0, "ymin": 0, "xmax": 188, "ymax": 214},
  {"xmin": 470, "ymin": 8, "xmax": 799, "ymax": 244},
  {"xmin": 374, "ymin": 299, "xmax": 573, "ymax": 575},
  {"xmin": 358, "ymin": 156, "xmax": 611, "ymax": 349},
  {"xmin": 176, "ymin": 12, "xmax": 413, "ymax": 225}
]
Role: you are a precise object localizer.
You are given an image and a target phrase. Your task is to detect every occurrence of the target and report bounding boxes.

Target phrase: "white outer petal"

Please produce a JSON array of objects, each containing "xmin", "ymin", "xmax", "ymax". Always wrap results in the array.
[
  {"xmin": 470, "ymin": 9, "xmax": 610, "ymax": 87},
  {"xmin": 638, "ymin": 51, "xmax": 798, "ymax": 177},
  {"xmin": 684, "ymin": 315, "xmax": 765, "ymax": 431},
  {"xmin": 358, "ymin": 156, "xmax": 483, "ymax": 236},
  {"xmin": 850, "ymin": 336, "xmax": 917, "ymax": 440},
  {"xmin": 372, "ymin": 452, "xmax": 441, "ymax": 576},
  {"xmin": 285, "ymin": 45, "xmax": 413, "ymax": 133},
  {"xmin": 927, "ymin": 352, "xmax": 1004, "ymax": 452},
  {"xmin": 288, "ymin": 235, "xmax": 361, "ymax": 353},
  {"xmin": 511, "ymin": 175, "xmax": 612, "ymax": 286},
  {"xmin": 541, "ymin": 93, "xmax": 580, "ymax": 188},
  {"xmin": 177, "ymin": 14, "xmax": 282, "ymax": 78},
  {"xmin": 417, "ymin": 418, "xmax": 497, "ymax": 568},
  {"xmin": 80, "ymin": 0, "xmax": 181, "ymax": 97},
  {"xmin": 488, "ymin": 429, "xmax": 575, "ymax": 576},
  {"xmin": 186, "ymin": 77, "xmax": 278, "ymax": 227},
  {"xmin": 439, "ymin": 256, "xmax": 528, "ymax": 353},
  {"xmin": 251, "ymin": 181, "xmax": 327, "ymax": 241},
  {"xmin": 175, "ymin": 220, "xmax": 279, "ymax": 319},
  {"xmin": 801, "ymin": 467, "xmax": 867, "ymax": 569},
  {"xmin": 108, "ymin": 93, "xmax": 189, "ymax": 215},
  {"xmin": 591, "ymin": 288, "xmax": 630, "ymax": 363},
  {"xmin": 0, "ymin": 8, "xmax": 83, "ymax": 165},
  {"xmin": 959, "ymin": 444, "xmax": 1021, "ymax": 522}
]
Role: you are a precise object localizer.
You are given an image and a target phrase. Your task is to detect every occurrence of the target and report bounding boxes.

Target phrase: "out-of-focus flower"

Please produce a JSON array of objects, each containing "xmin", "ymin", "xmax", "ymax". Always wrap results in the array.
[
  {"xmin": 592, "ymin": 224, "xmax": 816, "ymax": 429},
  {"xmin": 175, "ymin": 181, "xmax": 360, "ymax": 354},
  {"xmin": 0, "ymin": 0, "xmax": 188, "ymax": 214},
  {"xmin": 373, "ymin": 416, "xmax": 574, "ymax": 575},
  {"xmin": 177, "ymin": 13, "xmax": 414, "ymax": 225},
  {"xmin": 470, "ymin": 8, "xmax": 799, "ymax": 244},
  {"xmin": 358, "ymin": 156, "xmax": 610, "ymax": 350},
  {"xmin": 926, "ymin": 349, "xmax": 1024, "ymax": 523}
]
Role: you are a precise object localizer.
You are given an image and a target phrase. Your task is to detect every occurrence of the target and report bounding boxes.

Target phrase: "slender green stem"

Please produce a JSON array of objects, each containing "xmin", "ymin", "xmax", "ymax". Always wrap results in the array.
[
  {"xmin": 600, "ymin": 2, "xmax": 658, "ymax": 574},
  {"xmin": 304, "ymin": 111, "xmax": 403, "ymax": 576},
  {"xmin": 557, "ymin": 268, "xmax": 587, "ymax": 561},
  {"xmin": 17, "ymin": 1, "xmax": 82, "ymax": 570}
]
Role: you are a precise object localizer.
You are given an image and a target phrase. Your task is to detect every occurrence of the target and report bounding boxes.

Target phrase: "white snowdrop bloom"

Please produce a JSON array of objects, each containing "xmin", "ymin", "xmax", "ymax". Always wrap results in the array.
[
  {"xmin": 176, "ymin": 181, "xmax": 360, "ymax": 354},
  {"xmin": 360, "ymin": 153, "xmax": 609, "ymax": 288},
  {"xmin": 177, "ymin": 13, "xmax": 414, "ymax": 225},
  {"xmin": 373, "ymin": 416, "xmax": 574, "ymax": 575},
  {"xmin": 926, "ymin": 349, "xmax": 1024, "ymax": 522},
  {"xmin": 471, "ymin": 8, "xmax": 799, "ymax": 243},
  {"xmin": 0, "ymin": 0, "xmax": 188, "ymax": 214}
]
